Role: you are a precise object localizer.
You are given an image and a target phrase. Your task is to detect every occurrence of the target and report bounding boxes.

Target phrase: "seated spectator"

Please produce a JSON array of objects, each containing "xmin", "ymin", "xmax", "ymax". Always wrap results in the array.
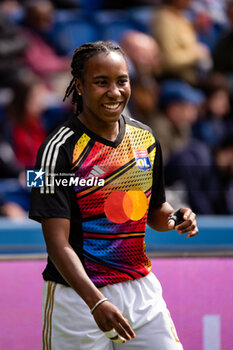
[
  {"xmin": 120, "ymin": 30, "xmax": 162, "ymax": 80},
  {"xmin": 120, "ymin": 30, "xmax": 161, "ymax": 124},
  {"xmin": 1, "ymin": 74, "xmax": 47, "ymax": 169},
  {"xmin": 193, "ymin": 73, "xmax": 232, "ymax": 148},
  {"xmin": 20, "ymin": 0, "xmax": 70, "ymax": 97},
  {"xmin": 0, "ymin": 197, "xmax": 26, "ymax": 219},
  {"xmin": 0, "ymin": 13, "xmax": 28, "ymax": 88},
  {"xmin": 127, "ymin": 76, "xmax": 159, "ymax": 127},
  {"xmin": 153, "ymin": 80, "xmax": 204, "ymax": 162},
  {"xmin": 165, "ymin": 133, "xmax": 233, "ymax": 214},
  {"xmin": 151, "ymin": 0, "xmax": 212, "ymax": 84},
  {"xmin": 213, "ymin": 0, "xmax": 233, "ymax": 92}
]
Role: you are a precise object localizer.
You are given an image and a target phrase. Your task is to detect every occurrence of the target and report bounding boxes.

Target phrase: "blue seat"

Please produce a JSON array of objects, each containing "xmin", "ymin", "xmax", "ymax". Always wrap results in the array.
[
  {"xmin": 93, "ymin": 10, "xmax": 144, "ymax": 43},
  {"xmin": 0, "ymin": 179, "xmax": 31, "ymax": 211},
  {"xmin": 52, "ymin": 19, "xmax": 101, "ymax": 55},
  {"xmin": 128, "ymin": 6, "xmax": 156, "ymax": 34}
]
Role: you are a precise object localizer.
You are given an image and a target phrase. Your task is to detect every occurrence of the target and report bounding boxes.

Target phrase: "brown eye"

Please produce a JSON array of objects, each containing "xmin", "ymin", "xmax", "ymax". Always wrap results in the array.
[
  {"xmin": 118, "ymin": 79, "xmax": 128, "ymax": 85},
  {"xmin": 95, "ymin": 80, "xmax": 107, "ymax": 86}
]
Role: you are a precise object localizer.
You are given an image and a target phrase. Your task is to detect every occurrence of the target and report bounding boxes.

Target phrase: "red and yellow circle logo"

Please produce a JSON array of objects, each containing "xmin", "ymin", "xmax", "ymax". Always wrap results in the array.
[{"xmin": 104, "ymin": 190, "xmax": 148, "ymax": 224}]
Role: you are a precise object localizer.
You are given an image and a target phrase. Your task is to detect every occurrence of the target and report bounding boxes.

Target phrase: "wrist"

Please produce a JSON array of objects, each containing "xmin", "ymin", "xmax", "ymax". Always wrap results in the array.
[
  {"xmin": 90, "ymin": 297, "xmax": 108, "ymax": 314},
  {"xmin": 83, "ymin": 290, "xmax": 106, "ymax": 309}
]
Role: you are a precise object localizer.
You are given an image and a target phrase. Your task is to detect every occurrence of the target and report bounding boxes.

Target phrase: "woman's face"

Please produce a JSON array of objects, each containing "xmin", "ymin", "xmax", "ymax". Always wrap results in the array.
[{"xmin": 76, "ymin": 51, "xmax": 131, "ymax": 125}]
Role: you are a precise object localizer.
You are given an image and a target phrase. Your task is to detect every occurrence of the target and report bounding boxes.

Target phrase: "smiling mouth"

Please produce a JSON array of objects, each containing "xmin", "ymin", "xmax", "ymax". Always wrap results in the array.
[{"xmin": 103, "ymin": 103, "xmax": 122, "ymax": 110}]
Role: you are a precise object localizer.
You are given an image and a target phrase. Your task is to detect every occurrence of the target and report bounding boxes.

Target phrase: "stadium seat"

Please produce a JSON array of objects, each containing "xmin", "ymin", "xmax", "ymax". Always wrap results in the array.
[
  {"xmin": 51, "ymin": 18, "xmax": 101, "ymax": 55},
  {"xmin": 93, "ymin": 10, "xmax": 144, "ymax": 43},
  {"xmin": 128, "ymin": 6, "xmax": 156, "ymax": 33},
  {"xmin": 0, "ymin": 179, "xmax": 31, "ymax": 211}
]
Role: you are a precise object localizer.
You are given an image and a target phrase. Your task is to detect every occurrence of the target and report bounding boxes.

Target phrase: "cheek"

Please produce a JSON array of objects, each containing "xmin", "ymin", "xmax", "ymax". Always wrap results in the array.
[{"xmin": 124, "ymin": 85, "xmax": 131, "ymax": 100}]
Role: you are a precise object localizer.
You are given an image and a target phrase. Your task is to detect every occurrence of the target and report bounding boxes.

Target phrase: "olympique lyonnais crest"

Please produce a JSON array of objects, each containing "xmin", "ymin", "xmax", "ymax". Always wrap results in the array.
[{"xmin": 134, "ymin": 149, "xmax": 152, "ymax": 171}]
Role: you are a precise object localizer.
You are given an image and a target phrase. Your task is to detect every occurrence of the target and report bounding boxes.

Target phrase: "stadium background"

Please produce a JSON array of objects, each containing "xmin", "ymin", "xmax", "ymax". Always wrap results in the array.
[{"xmin": 0, "ymin": 1, "xmax": 233, "ymax": 349}]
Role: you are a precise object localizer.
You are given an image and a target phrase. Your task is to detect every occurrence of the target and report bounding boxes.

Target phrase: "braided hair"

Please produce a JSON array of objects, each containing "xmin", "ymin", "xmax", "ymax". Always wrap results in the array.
[{"xmin": 63, "ymin": 41, "xmax": 126, "ymax": 115}]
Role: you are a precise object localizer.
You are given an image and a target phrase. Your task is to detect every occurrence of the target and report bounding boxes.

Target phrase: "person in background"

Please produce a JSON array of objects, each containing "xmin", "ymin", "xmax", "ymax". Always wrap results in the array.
[
  {"xmin": 213, "ymin": 0, "xmax": 233, "ymax": 92},
  {"xmin": 151, "ymin": 0, "xmax": 212, "ymax": 84},
  {"xmin": 120, "ymin": 30, "xmax": 162, "ymax": 81},
  {"xmin": 193, "ymin": 73, "xmax": 233, "ymax": 148},
  {"xmin": 0, "ymin": 196, "xmax": 26, "ymax": 219},
  {"xmin": 120, "ymin": 30, "xmax": 161, "ymax": 125},
  {"xmin": 153, "ymin": 80, "xmax": 204, "ymax": 163},
  {"xmin": 20, "ymin": 0, "xmax": 70, "ymax": 97},
  {"xmin": 0, "ymin": 13, "xmax": 28, "ymax": 88},
  {"xmin": 165, "ymin": 132, "xmax": 233, "ymax": 215},
  {"xmin": 1, "ymin": 74, "xmax": 47, "ymax": 169}
]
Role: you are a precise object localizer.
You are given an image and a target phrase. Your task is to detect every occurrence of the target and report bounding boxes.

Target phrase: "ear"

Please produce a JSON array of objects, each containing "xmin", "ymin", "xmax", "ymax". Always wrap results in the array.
[{"xmin": 75, "ymin": 78, "xmax": 83, "ymax": 96}]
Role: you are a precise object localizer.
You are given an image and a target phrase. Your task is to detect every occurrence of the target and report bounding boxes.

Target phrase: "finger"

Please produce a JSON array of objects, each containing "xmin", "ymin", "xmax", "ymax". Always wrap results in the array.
[
  {"xmin": 186, "ymin": 228, "xmax": 199, "ymax": 238},
  {"xmin": 112, "ymin": 335, "xmax": 126, "ymax": 343},
  {"xmin": 105, "ymin": 329, "xmax": 126, "ymax": 343},
  {"xmin": 114, "ymin": 316, "xmax": 135, "ymax": 340},
  {"xmin": 175, "ymin": 213, "xmax": 196, "ymax": 232},
  {"xmin": 177, "ymin": 220, "xmax": 197, "ymax": 235},
  {"xmin": 168, "ymin": 219, "xmax": 175, "ymax": 230},
  {"xmin": 181, "ymin": 208, "xmax": 192, "ymax": 220}
]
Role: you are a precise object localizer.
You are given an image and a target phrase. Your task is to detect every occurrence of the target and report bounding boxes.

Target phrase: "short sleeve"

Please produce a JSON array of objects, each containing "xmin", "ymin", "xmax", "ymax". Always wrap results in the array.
[
  {"xmin": 29, "ymin": 140, "xmax": 72, "ymax": 223},
  {"xmin": 149, "ymin": 140, "xmax": 166, "ymax": 210}
]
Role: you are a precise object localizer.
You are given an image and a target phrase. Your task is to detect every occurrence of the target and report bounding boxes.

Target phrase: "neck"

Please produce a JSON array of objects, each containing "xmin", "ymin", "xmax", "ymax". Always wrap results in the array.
[{"xmin": 78, "ymin": 113, "xmax": 120, "ymax": 142}]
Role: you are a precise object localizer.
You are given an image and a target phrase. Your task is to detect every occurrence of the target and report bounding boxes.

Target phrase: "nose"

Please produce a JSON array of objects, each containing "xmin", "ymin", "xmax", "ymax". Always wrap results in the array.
[{"xmin": 106, "ymin": 83, "xmax": 121, "ymax": 98}]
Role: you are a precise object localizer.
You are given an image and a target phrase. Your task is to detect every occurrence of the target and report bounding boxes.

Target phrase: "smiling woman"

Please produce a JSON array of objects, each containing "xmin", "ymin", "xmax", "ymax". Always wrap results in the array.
[{"xmin": 29, "ymin": 41, "xmax": 198, "ymax": 350}]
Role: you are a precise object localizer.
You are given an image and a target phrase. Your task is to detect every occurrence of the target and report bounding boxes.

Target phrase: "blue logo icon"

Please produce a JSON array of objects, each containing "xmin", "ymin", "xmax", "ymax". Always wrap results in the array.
[
  {"xmin": 134, "ymin": 149, "xmax": 151, "ymax": 171},
  {"xmin": 27, "ymin": 169, "xmax": 45, "ymax": 188}
]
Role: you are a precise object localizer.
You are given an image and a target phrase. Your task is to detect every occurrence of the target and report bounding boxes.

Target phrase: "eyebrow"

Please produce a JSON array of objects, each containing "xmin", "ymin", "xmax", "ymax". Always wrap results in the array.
[{"xmin": 92, "ymin": 74, "xmax": 129, "ymax": 80}]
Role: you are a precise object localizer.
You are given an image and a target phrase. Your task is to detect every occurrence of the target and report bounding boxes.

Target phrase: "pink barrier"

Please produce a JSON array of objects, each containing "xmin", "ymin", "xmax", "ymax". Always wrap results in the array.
[{"xmin": 0, "ymin": 258, "xmax": 232, "ymax": 350}]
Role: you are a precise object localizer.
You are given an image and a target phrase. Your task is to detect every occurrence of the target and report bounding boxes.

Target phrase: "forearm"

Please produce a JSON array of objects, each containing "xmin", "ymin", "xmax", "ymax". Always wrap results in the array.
[
  {"xmin": 147, "ymin": 201, "xmax": 174, "ymax": 231},
  {"xmin": 42, "ymin": 219, "xmax": 105, "ymax": 309}
]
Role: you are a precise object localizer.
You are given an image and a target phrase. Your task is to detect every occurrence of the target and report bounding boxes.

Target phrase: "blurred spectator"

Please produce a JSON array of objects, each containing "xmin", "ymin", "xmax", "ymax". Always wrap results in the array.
[
  {"xmin": 213, "ymin": 0, "xmax": 233, "ymax": 92},
  {"xmin": 1, "ymin": 74, "xmax": 47, "ymax": 169},
  {"xmin": 20, "ymin": 0, "xmax": 70, "ymax": 96},
  {"xmin": 193, "ymin": 73, "xmax": 232, "ymax": 148},
  {"xmin": 153, "ymin": 80, "xmax": 204, "ymax": 162},
  {"xmin": 151, "ymin": 0, "xmax": 212, "ymax": 84},
  {"xmin": 0, "ymin": 13, "xmax": 28, "ymax": 88},
  {"xmin": 0, "ymin": 1, "xmax": 24, "ymax": 23},
  {"xmin": 190, "ymin": 0, "xmax": 227, "ymax": 52},
  {"xmin": 127, "ymin": 76, "xmax": 159, "ymax": 126},
  {"xmin": 165, "ymin": 133, "xmax": 233, "ymax": 214},
  {"xmin": 191, "ymin": 0, "xmax": 227, "ymax": 27},
  {"xmin": 0, "ymin": 197, "xmax": 26, "ymax": 219},
  {"xmin": 120, "ymin": 30, "xmax": 161, "ymax": 124},
  {"xmin": 120, "ymin": 30, "xmax": 162, "ymax": 79}
]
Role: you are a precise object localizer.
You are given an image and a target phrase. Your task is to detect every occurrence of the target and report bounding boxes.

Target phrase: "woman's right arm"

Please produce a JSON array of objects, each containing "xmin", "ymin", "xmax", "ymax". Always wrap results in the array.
[{"xmin": 42, "ymin": 217, "xmax": 135, "ymax": 342}]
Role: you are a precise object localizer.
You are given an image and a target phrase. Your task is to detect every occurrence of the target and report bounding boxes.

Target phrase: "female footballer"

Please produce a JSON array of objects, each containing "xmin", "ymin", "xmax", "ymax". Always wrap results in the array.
[{"xmin": 29, "ymin": 41, "xmax": 198, "ymax": 350}]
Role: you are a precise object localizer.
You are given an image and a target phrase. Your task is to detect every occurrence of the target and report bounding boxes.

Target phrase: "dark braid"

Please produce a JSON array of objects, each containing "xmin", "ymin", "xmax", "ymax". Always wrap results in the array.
[{"xmin": 63, "ymin": 41, "xmax": 126, "ymax": 115}]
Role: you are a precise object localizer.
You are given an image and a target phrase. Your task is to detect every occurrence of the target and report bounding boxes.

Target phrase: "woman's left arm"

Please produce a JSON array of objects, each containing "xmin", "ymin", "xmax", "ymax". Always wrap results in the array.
[{"xmin": 147, "ymin": 202, "xmax": 199, "ymax": 237}]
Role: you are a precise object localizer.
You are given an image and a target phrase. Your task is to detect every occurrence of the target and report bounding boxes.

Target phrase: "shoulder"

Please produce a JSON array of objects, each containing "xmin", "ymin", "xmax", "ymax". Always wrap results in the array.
[
  {"xmin": 35, "ymin": 117, "xmax": 82, "ymax": 168},
  {"xmin": 123, "ymin": 114, "xmax": 162, "ymax": 151},
  {"xmin": 123, "ymin": 114, "xmax": 154, "ymax": 133},
  {"xmin": 39, "ymin": 117, "xmax": 79, "ymax": 152}
]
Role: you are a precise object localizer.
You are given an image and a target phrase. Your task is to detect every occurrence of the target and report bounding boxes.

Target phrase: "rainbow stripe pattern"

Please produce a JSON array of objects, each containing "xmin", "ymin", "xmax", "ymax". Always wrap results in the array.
[{"xmin": 72, "ymin": 122, "xmax": 157, "ymax": 287}]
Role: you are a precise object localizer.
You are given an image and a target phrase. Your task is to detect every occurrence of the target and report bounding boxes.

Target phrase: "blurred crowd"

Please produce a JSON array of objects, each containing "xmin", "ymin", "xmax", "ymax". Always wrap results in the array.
[{"xmin": 0, "ymin": 0, "xmax": 233, "ymax": 219}]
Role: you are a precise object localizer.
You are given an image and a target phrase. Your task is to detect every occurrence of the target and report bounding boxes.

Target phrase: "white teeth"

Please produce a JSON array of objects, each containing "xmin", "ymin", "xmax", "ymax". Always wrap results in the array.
[{"xmin": 103, "ymin": 103, "xmax": 120, "ymax": 110}]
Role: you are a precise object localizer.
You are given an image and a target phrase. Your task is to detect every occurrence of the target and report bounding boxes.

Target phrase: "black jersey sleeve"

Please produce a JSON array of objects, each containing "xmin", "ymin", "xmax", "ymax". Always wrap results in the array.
[
  {"xmin": 149, "ymin": 139, "xmax": 166, "ymax": 209},
  {"xmin": 29, "ymin": 138, "xmax": 73, "ymax": 223}
]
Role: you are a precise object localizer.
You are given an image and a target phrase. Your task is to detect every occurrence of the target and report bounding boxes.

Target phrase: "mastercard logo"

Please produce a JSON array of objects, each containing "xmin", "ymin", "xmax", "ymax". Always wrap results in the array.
[{"xmin": 104, "ymin": 190, "xmax": 148, "ymax": 224}]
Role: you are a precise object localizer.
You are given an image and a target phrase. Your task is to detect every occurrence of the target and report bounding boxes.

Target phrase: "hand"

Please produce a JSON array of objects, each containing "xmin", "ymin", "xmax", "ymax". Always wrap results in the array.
[
  {"xmin": 168, "ymin": 208, "xmax": 198, "ymax": 238},
  {"xmin": 1, "ymin": 202, "xmax": 26, "ymax": 219},
  {"xmin": 196, "ymin": 42, "xmax": 210, "ymax": 59},
  {"xmin": 92, "ymin": 300, "xmax": 136, "ymax": 343}
]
